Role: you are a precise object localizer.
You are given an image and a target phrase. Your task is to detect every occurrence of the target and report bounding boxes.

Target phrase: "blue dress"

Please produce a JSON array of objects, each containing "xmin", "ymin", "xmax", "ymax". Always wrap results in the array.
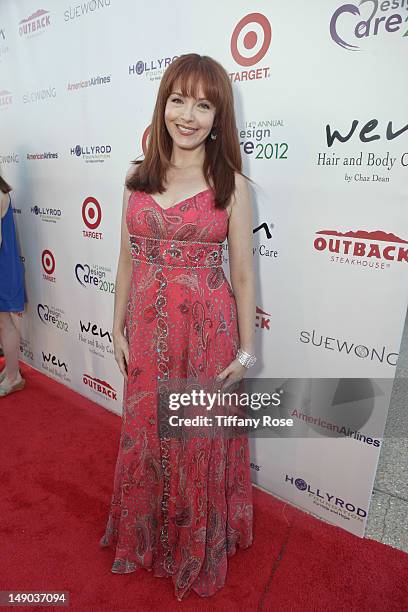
[{"xmin": 0, "ymin": 193, "xmax": 27, "ymax": 312}]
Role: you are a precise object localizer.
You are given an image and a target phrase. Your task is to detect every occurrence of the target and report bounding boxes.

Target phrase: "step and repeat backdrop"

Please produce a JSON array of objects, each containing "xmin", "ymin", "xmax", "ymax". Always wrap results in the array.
[{"xmin": 1, "ymin": 0, "xmax": 407, "ymax": 537}]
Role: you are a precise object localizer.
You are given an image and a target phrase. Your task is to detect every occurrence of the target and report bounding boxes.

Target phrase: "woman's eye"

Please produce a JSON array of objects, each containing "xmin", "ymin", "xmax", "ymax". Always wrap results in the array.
[{"xmin": 171, "ymin": 97, "xmax": 210, "ymax": 109}]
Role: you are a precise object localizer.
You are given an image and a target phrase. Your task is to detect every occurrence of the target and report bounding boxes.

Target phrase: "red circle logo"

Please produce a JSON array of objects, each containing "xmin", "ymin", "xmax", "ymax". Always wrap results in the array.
[
  {"xmin": 231, "ymin": 13, "xmax": 272, "ymax": 67},
  {"xmin": 82, "ymin": 197, "xmax": 102, "ymax": 230},
  {"xmin": 42, "ymin": 249, "xmax": 55, "ymax": 275}
]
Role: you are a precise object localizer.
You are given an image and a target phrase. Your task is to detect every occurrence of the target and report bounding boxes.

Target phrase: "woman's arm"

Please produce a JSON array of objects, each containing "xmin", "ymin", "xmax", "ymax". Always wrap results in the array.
[
  {"xmin": 112, "ymin": 174, "xmax": 133, "ymax": 379},
  {"xmin": 227, "ymin": 173, "xmax": 256, "ymax": 356}
]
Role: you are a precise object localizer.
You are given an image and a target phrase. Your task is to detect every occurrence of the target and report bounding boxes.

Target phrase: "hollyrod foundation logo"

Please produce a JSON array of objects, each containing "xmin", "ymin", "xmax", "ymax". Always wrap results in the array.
[
  {"xmin": 82, "ymin": 196, "xmax": 103, "ymax": 239},
  {"xmin": 285, "ymin": 475, "xmax": 367, "ymax": 521},
  {"xmin": 19, "ymin": 9, "xmax": 51, "ymax": 38},
  {"xmin": 299, "ymin": 328, "xmax": 398, "ymax": 367},
  {"xmin": 0, "ymin": 89, "xmax": 12, "ymax": 107},
  {"xmin": 83, "ymin": 374, "xmax": 117, "ymax": 401},
  {"xmin": 67, "ymin": 74, "xmax": 111, "ymax": 91},
  {"xmin": 37, "ymin": 303, "xmax": 69, "ymax": 332},
  {"xmin": 71, "ymin": 143, "xmax": 111, "ymax": 163},
  {"xmin": 128, "ymin": 56, "xmax": 178, "ymax": 81},
  {"xmin": 314, "ymin": 228, "xmax": 408, "ymax": 270},
  {"xmin": 229, "ymin": 13, "xmax": 272, "ymax": 83},
  {"xmin": 42, "ymin": 249, "xmax": 56, "ymax": 283},
  {"xmin": 330, "ymin": 1, "xmax": 408, "ymax": 51},
  {"xmin": 75, "ymin": 262, "xmax": 115, "ymax": 294},
  {"xmin": 31, "ymin": 204, "xmax": 62, "ymax": 224}
]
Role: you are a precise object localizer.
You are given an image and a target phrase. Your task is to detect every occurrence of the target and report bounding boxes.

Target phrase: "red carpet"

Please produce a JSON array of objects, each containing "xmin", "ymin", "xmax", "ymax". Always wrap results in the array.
[{"xmin": 1, "ymin": 360, "xmax": 407, "ymax": 611}]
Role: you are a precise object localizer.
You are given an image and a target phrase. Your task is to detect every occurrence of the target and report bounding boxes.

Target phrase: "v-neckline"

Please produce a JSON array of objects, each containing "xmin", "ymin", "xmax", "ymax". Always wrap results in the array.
[{"xmin": 147, "ymin": 187, "xmax": 213, "ymax": 212}]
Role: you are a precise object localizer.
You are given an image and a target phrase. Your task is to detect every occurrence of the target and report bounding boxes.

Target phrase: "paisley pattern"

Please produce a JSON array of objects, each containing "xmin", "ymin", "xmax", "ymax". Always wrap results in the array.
[{"xmin": 99, "ymin": 188, "xmax": 253, "ymax": 600}]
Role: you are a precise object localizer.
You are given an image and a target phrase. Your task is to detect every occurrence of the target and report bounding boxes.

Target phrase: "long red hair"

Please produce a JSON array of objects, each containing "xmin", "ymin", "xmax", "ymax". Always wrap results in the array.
[
  {"xmin": 125, "ymin": 53, "xmax": 252, "ymax": 210},
  {"xmin": 0, "ymin": 173, "xmax": 12, "ymax": 194}
]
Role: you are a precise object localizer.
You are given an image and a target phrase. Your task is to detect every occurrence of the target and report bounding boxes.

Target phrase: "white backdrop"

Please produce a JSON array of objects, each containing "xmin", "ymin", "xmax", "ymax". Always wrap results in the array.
[{"xmin": 1, "ymin": 0, "xmax": 407, "ymax": 537}]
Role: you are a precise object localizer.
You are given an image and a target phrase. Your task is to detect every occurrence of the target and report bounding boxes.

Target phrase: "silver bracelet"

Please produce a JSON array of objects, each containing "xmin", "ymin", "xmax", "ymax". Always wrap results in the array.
[{"xmin": 236, "ymin": 348, "xmax": 257, "ymax": 368}]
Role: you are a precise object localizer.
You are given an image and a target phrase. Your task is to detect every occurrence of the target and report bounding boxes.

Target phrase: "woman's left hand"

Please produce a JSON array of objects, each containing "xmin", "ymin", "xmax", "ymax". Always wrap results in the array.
[{"xmin": 215, "ymin": 358, "xmax": 247, "ymax": 391}]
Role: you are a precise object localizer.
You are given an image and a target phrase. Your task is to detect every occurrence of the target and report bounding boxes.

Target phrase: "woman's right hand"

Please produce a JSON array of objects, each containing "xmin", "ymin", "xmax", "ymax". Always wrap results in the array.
[{"xmin": 113, "ymin": 332, "xmax": 129, "ymax": 381}]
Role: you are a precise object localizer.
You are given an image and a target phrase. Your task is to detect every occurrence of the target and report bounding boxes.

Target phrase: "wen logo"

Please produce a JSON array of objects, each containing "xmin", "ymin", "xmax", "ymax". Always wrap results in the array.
[
  {"xmin": 326, "ymin": 118, "xmax": 408, "ymax": 146},
  {"xmin": 42, "ymin": 352, "xmax": 68, "ymax": 372}
]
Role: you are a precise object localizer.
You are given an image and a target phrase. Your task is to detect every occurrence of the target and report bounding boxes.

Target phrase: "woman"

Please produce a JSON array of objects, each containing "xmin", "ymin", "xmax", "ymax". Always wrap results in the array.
[
  {"xmin": 100, "ymin": 54, "xmax": 257, "ymax": 600},
  {"xmin": 0, "ymin": 174, "xmax": 26, "ymax": 397}
]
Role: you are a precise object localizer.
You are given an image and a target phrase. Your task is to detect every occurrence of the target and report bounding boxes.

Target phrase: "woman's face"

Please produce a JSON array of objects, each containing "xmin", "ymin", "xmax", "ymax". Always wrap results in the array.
[{"xmin": 164, "ymin": 80, "xmax": 216, "ymax": 151}]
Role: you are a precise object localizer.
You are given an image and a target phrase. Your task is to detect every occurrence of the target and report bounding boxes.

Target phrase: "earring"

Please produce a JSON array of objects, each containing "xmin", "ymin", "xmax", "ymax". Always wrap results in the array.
[{"xmin": 210, "ymin": 130, "xmax": 217, "ymax": 141}]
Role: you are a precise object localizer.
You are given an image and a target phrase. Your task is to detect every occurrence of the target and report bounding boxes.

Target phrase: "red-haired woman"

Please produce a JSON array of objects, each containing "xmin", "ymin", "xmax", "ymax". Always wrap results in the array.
[
  {"xmin": 100, "ymin": 54, "xmax": 256, "ymax": 601},
  {"xmin": 0, "ymin": 174, "xmax": 26, "ymax": 396}
]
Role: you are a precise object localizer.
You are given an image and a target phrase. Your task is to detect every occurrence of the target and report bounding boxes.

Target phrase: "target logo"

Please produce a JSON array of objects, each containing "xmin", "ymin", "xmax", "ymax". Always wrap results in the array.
[
  {"xmin": 82, "ymin": 196, "xmax": 101, "ymax": 229},
  {"xmin": 82, "ymin": 196, "xmax": 103, "ymax": 241},
  {"xmin": 42, "ymin": 249, "xmax": 55, "ymax": 274},
  {"xmin": 42, "ymin": 249, "xmax": 56, "ymax": 282},
  {"xmin": 231, "ymin": 13, "xmax": 272, "ymax": 67}
]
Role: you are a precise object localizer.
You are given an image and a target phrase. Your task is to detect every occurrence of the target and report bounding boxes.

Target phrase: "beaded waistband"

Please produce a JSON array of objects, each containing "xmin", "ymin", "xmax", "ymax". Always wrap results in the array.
[{"xmin": 129, "ymin": 234, "xmax": 223, "ymax": 269}]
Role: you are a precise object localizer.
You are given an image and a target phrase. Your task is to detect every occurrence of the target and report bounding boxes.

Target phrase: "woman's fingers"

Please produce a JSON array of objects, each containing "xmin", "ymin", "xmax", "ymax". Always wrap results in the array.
[
  {"xmin": 120, "ymin": 355, "xmax": 128, "ymax": 381},
  {"xmin": 113, "ymin": 334, "xmax": 129, "ymax": 380},
  {"xmin": 115, "ymin": 349, "xmax": 128, "ymax": 380},
  {"xmin": 216, "ymin": 366, "xmax": 230, "ymax": 381}
]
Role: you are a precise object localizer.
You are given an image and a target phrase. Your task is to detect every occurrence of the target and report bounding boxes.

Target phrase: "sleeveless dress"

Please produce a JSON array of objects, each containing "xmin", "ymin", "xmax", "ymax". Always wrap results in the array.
[
  {"xmin": 99, "ymin": 188, "xmax": 253, "ymax": 601},
  {"xmin": 0, "ymin": 193, "xmax": 26, "ymax": 312}
]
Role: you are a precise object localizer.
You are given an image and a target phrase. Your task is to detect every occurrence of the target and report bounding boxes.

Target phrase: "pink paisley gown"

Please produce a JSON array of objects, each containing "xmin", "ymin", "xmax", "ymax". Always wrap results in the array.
[{"xmin": 99, "ymin": 187, "xmax": 253, "ymax": 601}]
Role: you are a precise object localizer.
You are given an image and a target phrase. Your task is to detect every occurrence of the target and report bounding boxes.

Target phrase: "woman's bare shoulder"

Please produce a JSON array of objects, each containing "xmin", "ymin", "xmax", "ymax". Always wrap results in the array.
[
  {"xmin": 228, "ymin": 172, "xmax": 250, "ymax": 212},
  {"xmin": 233, "ymin": 171, "xmax": 250, "ymax": 194}
]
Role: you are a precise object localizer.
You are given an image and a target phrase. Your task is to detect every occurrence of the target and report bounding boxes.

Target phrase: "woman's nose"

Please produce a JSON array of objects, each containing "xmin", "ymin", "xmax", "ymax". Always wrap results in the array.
[{"xmin": 180, "ymin": 104, "xmax": 194, "ymax": 121}]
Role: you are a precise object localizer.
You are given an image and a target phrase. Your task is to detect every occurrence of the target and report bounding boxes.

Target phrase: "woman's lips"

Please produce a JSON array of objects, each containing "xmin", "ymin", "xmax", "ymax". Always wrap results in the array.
[{"xmin": 176, "ymin": 124, "xmax": 198, "ymax": 136}]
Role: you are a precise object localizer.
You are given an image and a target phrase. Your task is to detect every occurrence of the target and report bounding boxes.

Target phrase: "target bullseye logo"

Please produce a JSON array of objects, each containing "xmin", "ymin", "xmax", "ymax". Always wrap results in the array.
[
  {"xmin": 82, "ymin": 196, "xmax": 102, "ymax": 230},
  {"xmin": 42, "ymin": 249, "xmax": 55, "ymax": 275},
  {"xmin": 231, "ymin": 13, "xmax": 272, "ymax": 67}
]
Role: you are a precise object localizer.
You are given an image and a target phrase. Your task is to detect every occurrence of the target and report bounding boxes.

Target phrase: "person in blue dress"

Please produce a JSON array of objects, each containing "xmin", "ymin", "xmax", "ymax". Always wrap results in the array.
[{"xmin": 0, "ymin": 173, "xmax": 27, "ymax": 396}]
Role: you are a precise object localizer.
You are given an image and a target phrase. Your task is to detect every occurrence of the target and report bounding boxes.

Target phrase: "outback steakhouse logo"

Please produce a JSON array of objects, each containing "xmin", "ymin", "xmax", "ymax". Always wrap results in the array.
[
  {"xmin": 83, "ymin": 374, "xmax": 117, "ymax": 400},
  {"xmin": 314, "ymin": 229, "xmax": 408, "ymax": 267}
]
